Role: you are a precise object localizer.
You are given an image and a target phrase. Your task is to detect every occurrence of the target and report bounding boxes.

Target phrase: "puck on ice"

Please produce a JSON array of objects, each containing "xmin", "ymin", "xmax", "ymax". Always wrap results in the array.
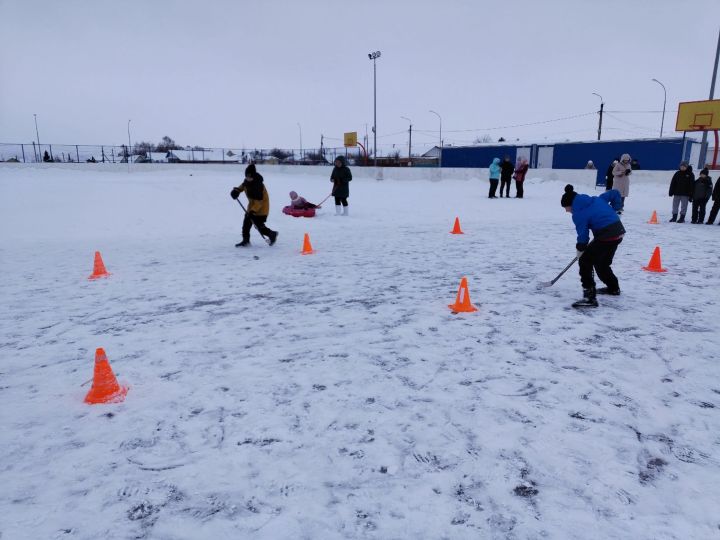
[{"xmin": 253, "ymin": 255, "xmax": 259, "ymax": 260}]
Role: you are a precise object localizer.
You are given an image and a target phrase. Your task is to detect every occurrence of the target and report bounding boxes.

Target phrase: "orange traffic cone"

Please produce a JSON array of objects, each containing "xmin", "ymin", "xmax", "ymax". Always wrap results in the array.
[
  {"xmin": 448, "ymin": 277, "xmax": 478, "ymax": 313},
  {"xmin": 647, "ymin": 210, "xmax": 659, "ymax": 224},
  {"xmin": 450, "ymin": 217, "xmax": 464, "ymax": 234},
  {"xmin": 84, "ymin": 348, "xmax": 128, "ymax": 404},
  {"xmin": 642, "ymin": 246, "xmax": 667, "ymax": 273},
  {"xmin": 88, "ymin": 251, "xmax": 110, "ymax": 280},
  {"xmin": 301, "ymin": 233, "xmax": 315, "ymax": 255}
]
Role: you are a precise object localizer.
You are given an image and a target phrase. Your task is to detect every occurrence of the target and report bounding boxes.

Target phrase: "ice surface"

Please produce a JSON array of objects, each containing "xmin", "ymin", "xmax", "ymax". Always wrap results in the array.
[{"xmin": 1, "ymin": 165, "xmax": 719, "ymax": 539}]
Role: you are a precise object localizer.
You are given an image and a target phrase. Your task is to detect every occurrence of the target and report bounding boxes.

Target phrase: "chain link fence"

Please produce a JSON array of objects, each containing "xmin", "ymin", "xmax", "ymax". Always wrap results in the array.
[
  {"xmin": 0, "ymin": 143, "xmax": 391, "ymax": 166},
  {"xmin": 0, "ymin": 142, "xmax": 439, "ymax": 167}
]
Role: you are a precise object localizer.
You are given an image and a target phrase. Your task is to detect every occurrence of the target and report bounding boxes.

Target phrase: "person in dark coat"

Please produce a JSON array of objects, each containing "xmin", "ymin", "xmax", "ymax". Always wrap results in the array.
[
  {"xmin": 605, "ymin": 158, "xmax": 618, "ymax": 190},
  {"xmin": 43, "ymin": 150, "xmax": 52, "ymax": 162},
  {"xmin": 691, "ymin": 168, "xmax": 713, "ymax": 224},
  {"xmin": 499, "ymin": 156, "xmax": 514, "ymax": 198},
  {"xmin": 706, "ymin": 173, "xmax": 720, "ymax": 225},
  {"xmin": 668, "ymin": 162, "xmax": 695, "ymax": 223},
  {"xmin": 331, "ymin": 156, "xmax": 352, "ymax": 216},
  {"xmin": 631, "ymin": 158, "xmax": 641, "ymax": 170},
  {"xmin": 561, "ymin": 184, "xmax": 625, "ymax": 307},
  {"xmin": 230, "ymin": 163, "xmax": 278, "ymax": 246},
  {"xmin": 513, "ymin": 157, "xmax": 529, "ymax": 198}
]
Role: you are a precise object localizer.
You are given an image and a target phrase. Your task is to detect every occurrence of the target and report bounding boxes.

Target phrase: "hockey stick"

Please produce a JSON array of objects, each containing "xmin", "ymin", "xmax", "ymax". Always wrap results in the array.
[
  {"xmin": 236, "ymin": 199, "xmax": 271, "ymax": 245},
  {"xmin": 537, "ymin": 241, "xmax": 594, "ymax": 289}
]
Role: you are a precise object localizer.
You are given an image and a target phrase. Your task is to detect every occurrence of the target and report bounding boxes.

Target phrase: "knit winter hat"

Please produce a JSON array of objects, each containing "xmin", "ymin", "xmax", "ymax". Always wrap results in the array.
[
  {"xmin": 700, "ymin": 168, "xmax": 709, "ymax": 176},
  {"xmin": 245, "ymin": 163, "xmax": 257, "ymax": 177},
  {"xmin": 561, "ymin": 184, "xmax": 577, "ymax": 207},
  {"xmin": 289, "ymin": 191, "xmax": 298, "ymax": 199}
]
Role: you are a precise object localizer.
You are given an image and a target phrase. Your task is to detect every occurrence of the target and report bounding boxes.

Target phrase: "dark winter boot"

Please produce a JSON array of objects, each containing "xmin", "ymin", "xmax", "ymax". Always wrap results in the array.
[
  {"xmin": 268, "ymin": 231, "xmax": 278, "ymax": 246},
  {"xmin": 669, "ymin": 214, "xmax": 677, "ymax": 222},
  {"xmin": 597, "ymin": 287, "xmax": 621, "ymax": 296},
  {"xmin": 235, "ymin": 239, "xmax": 251, "ymax": 247},
  {"xmin": 677, "ymin": 214, "xmax": 685, "ymax": 223},
  {"xmin": 572, "ymin": 287, "xmax": 598, "ymax": 308}
]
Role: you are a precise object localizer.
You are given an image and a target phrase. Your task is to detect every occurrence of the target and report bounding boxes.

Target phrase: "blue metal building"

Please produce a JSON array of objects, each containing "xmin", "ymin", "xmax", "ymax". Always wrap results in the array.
[{"xmin": 440, "ymin": 137, "xmax": 699, "ymax": 185}]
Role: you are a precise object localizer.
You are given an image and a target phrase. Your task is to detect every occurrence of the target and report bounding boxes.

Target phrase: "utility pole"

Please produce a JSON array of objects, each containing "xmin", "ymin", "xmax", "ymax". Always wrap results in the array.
[
  {"xmin": 297, "ymin": 122, "xmax": 303, "ymax": 160},
  {"xmin": 368, "ymin": 51, "xmax": 381, "ymax": 166},
  {"xmin": 127, "ymin": 119, "xmax": 132, "ymax": 173},
  {"xmin": 699, "ymin": 27, "xmax": 720, "ymax": 168},
  {"xmin": 429, "ymin": 110, "xmax": 442, "ymax": 167},
  {"xmin": 320, "ymin": 134, "xmax": 324, "ymax": 159},
  {"xmin": 592, "ymin": 93, "xmax": 604, "ymax": 141},
  {"xmin": 401, "ymin": 116, "xmax": 412, "ymax": 165}
]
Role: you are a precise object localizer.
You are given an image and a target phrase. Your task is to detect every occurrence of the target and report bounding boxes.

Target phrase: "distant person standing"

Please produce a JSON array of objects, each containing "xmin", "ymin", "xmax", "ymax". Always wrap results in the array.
[
  {"xmin": 631, "ymin": 158, "xmax": 641, "ymax": 170},
  {"xmin": 691, "ymin": 168, "xmax": 713, "ymax": 224},
  {"xmin": 331, "ymin": 155, "xmax": 352, "ymax": 216},
  {"xmin": 585, "ymin": 160, "xmax": 596, "ymax": 170},
  {"xmin": 706, "ymin": 172, "xmax": 720, "ymax": 224},
  {"xmin": 612, "ymin": 154, "xmax": 632, "ymax": 212},
  {"xmin": 513, "ymin": 157, "xmax": 529, "ymax": 198},
  {"xmin": 668, "ymin": 161, "xmax": 695, "ymax": 223},
  {"xmin": 499, "ymin": 156, "xmax": 514, "ymax": 198},
  {"xmin": 488, "ymin": 157, "xmax": 501, "ymax": 198},
  {"xmin": 605, "ymin": 158, "xmax": 618, "ymax": 190}
]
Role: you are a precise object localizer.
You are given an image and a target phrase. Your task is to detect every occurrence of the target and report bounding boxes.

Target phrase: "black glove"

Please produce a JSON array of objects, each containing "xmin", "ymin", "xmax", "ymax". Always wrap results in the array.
[
  {"xmin": 230, "ymin": 187, "xmax": 240, "ymax": 199},
  {"xmin": 625, "ymin": 169, "xmax": 632, "ymax": 175},
  {"xmin": 576, "ymin": 242, "xmax": 588, "ymax": 252}
]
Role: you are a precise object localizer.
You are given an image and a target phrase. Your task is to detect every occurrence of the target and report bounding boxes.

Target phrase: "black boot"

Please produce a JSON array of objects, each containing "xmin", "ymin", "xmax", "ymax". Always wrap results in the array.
[
  {"xmin": 677, "ymin": 214, "xmax": 685, "ymax": 223},
  {"xmin": 572, "ymin": 287, "xmax": 598, "ymax": 308},
  {"xmin": 235, "ymin": 239, "xmax": 250, "ymax": 247},
  {"xmin": 268, "ymin": 230, "xmax": 278, "ymax": 246},
  {"xmin": 597, "ymin": 286, "xmax": 621, "ymax": 296},
  {"xmin": 669, "ymin": 214, "xmax": 677, "ymax": 222}
]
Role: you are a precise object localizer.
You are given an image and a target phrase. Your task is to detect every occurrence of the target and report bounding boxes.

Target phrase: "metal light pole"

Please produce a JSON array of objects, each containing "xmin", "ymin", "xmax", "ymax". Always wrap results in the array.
[
  {"xmin": 368, "ymin": 51, "xmax": 381, "ymax": 166},
  {"xmin": 699, "ymin": 27, "xmax": 720, "ymax": 168},
  {"xmin": 651, "ymin": 78, "xmax": 667, "ymax": 138},
  {"xmin": 127, "ymin": 119, "xmax": 132, "ymax": 172},
  {"xmin": 400, "ymin": 116, "xmax": 412, "ymax": 165},
  {"xmin": 592, "ymin": 93, "xmax": 604, "ymax": 141},
  {"xmin": 429, "ymin": 109, "xmax": 442, "ymax": 166},
  {"xmin": 33, "ymin": 114, "xmax": 41, "ymax": 162},
  {"xmin": 297, "ymin": 122, "xmax": 303, "ymax": 160}
]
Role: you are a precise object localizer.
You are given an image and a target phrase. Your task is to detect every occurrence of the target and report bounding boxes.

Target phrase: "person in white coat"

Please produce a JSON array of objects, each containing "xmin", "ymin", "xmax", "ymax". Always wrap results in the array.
[{"xmin": 611, "ymin": 154, "xmax": 632, "ymax": 214}]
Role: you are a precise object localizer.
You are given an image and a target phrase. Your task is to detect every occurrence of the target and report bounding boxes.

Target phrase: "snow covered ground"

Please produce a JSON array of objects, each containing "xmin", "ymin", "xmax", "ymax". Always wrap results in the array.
[{"xmin": 1, "ymin": 164, "xmax": 719, "ymax": 540}]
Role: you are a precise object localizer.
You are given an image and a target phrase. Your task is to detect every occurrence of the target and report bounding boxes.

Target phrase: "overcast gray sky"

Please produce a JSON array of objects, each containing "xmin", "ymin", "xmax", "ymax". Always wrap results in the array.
[{"xmin": 1, "ymin": 0, "xmax": 718, "ymax": 155}]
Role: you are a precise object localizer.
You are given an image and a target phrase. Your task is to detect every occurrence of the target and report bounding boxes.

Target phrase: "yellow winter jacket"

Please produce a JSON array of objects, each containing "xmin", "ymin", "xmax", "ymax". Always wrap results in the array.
[{"xmin": 237, "ymin": 180, "xmax": 270, "ymax": 216}]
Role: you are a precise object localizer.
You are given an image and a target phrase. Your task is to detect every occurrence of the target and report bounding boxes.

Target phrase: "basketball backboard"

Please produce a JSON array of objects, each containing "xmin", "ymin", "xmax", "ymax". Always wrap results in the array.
[{"xmin": 676, "ymin": 99, "xmax": 720, "ymax": 131}]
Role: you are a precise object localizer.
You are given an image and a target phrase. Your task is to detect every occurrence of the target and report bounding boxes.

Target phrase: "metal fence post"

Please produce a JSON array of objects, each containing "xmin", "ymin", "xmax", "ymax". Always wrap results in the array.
[
  {"xmin": 49, "ymin": 145, "xmax": 54, "ymax": 161},
  {"xmin": 76, "ymin": 145, "xmax": 80, "ymax": 163},
  {"xmin": 21, "ymin": 144, "xmax": 26, "ymax": 162}
]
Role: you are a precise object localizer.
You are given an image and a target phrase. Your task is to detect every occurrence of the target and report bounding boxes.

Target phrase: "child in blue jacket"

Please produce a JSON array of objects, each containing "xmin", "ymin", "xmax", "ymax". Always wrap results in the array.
[
  {"xmin": 561, "ymin": 184, "xmax": 626, "ymax": 308},
  {"xmin": 488, "ymin": 157, "xmax": 501, "ymax": 198}
]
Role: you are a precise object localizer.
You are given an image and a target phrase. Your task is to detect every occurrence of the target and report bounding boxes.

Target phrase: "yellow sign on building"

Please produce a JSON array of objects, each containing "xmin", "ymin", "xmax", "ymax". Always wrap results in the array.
[{"xmin": 344, "ymin": 132, "xmax": 358, "ymax": 147}]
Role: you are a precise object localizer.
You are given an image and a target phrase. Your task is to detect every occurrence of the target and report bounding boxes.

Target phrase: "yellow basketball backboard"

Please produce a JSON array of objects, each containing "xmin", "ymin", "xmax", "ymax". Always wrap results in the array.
[
  {"xmin": 676, "ymin": 99, "xmax": 720, "ymax": 131},
  {"xmin": 344, "ymin": 132, "xmax": 358, "ymax": 147}
]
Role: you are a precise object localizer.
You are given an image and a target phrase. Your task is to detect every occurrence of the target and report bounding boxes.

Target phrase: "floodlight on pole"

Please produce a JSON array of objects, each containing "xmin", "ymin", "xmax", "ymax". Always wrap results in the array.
[
  {"xmin": 651, "ymin": 78, "xmax": 667, "ymax": 138},
  {"xmin": 592, "ymin": 92, "xmax": 604, "ymax": 141},
  {"xmin": 368, "ymin": 50, "xmax": 381, "ymax": 166},
  {"xmin": 297, "ymin": 122, "xmax": 303, "ymax": 160},
  {"xmin": 33, "ymin": 114, "xmax": 41, "ymax": 162}
]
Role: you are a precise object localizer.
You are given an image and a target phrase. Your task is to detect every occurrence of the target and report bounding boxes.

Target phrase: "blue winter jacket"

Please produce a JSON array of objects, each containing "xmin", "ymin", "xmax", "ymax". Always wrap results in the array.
[
  {"xmin": 571, "ymin": 190, "xmax": 625, "ymax": 248},
  {"xmin": 489, "ymin": 158, "xmax": 501, "ymax": 180}
]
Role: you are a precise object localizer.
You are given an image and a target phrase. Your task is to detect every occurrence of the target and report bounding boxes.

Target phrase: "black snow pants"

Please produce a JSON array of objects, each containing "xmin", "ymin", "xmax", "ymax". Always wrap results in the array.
[
  {"xmin": 242, "ymin": 213, "xmax": 275, "ymax": 241},
  {"xmin": 489, "ymin": 179, "xmax": 499, "ymax": 198},
  {"xmin": 578, "ymin": 238, "xmax": 622, "ymax": 291},
  {"xmin": 500, "ymin": 178, "xmax": 511, "ymax": 197},
  {"xmin": 707, "ymin": 199, "xmax": 720, "ymax": 224}
]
